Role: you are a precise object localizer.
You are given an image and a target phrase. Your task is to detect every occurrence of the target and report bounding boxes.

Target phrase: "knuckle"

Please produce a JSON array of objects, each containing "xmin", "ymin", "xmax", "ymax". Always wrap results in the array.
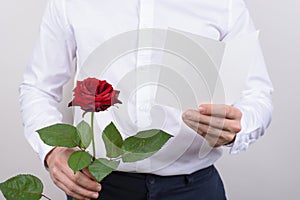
[
  {"xmin": 74, "ymin": 173, "xmax": 84, "ymax": 185},
  {"xmin": 237, "ymin": 109, "xmax": 243, "ymax": 119},
  {"xmin": 225, "ymin": 133, "xmax": 235, "ymax": 142},
  {"xmin": 53, "ymin": 157, "xmax": 61, "ymax": 166},
  {"xmin": 66, "ymin": 148, "xmax": 75, "ymax": 154},
  {"xmin": 73, "ymin": 173, "xmax": 81, "ymax": 183},
  {"xmin": 215, "ymin": 118, "xmax": 225, "ymax": 127},
  {"xmin": 198, "ymin": 114, "xmax": 204, "ymax": 122},
  {"xmin": 65, "ymin": 188, "xmax": 72, "ymax": 195},
  {"xmin": 231, "ymin": 123, "xmax": 242, "ymax": 133},
  {"xmin": 51, "ymin": 168, "xmax": 59, "ymax": 177},
  {"xmin": 227, "ymin": 120, "xmax": 241, "ymax": 133},
  {"xmin": 225, "ymin": 106, "xmax": 231, "ymax": 117},
  {"xmin": 197, "ymin": 130, "xmax": 205, "ymax": 137},
  {"xmin": 182, "ymin": 109, "xmax": 194, "ymax": 119},
  {"xmin": 66, "ymin": 191, "xmax": 75, "ymax": 198},
  {"xmin": 181, "ymin": 114, "xmax": 187, "ymax": 122},
  {"xmin": 69, "ymin": 183, "xmax": 78, "ymax": 193},
  {"xmin": 182, "ymin": 112, "xmax": 188, "ymax": 121},
  {"xmin": 207, "ymin": 126, "xmax": 217, "ymax": 135},
  {"xmin": 196, "ymin": 123, "xmax": 205, "ymax": 133}
]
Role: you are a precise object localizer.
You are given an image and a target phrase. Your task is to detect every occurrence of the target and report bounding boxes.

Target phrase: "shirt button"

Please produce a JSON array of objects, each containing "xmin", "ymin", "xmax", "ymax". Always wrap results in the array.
[{"xmin": 138, "ymin": 104, "xmax": 151, "ymax": 112}]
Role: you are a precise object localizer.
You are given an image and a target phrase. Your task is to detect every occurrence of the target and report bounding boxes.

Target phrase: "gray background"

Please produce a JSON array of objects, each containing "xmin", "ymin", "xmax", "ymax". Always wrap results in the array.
[{"xmin": 0, "ymin": 0, "xmax": 299, "ymax": 199}]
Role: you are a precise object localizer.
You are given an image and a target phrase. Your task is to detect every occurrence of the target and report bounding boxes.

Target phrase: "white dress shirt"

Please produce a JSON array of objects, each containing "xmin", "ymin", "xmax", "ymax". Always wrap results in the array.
[{"xmin": 19, "ymin": 0, "xmax": 273, "ymax": 175}]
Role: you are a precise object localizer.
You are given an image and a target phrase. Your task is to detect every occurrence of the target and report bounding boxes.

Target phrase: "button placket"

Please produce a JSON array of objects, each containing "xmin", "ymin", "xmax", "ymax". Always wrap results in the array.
[
  {"xmin": 135, "ymin": 0, "xmax": 155, "ymax": 128},
  {"xmin": 139, "ymin": 0, "xmax": 154, "ymax": 29},
  {"xmin": 136, "ymin": 0, "xmax": 155, "ymax": 65}
]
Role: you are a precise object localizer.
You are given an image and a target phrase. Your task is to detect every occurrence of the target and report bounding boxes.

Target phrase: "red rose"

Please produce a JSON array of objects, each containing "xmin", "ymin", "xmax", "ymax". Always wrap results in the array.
[{"xmin": 68, "ymin": 78, "xmax": 122, "ymax": 112}]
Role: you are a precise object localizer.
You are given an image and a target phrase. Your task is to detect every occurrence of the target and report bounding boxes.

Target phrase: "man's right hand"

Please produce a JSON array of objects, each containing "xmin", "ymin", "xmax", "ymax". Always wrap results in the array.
[{"xmin": 45, "ymin": 147, "xmax": 102, "ymax": 200}]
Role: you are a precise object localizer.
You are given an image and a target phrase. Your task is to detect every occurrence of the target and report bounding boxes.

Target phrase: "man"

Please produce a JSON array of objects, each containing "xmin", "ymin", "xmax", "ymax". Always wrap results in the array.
[{"xmin": 19, "ymin": 0, "xmax": 273, "ymax": 199}]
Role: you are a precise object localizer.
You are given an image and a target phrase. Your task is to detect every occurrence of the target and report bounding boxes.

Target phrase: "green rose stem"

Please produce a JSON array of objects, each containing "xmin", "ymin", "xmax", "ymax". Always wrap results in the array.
[
  {"xmin": 91, "ymin": 111, "xmax": 96, "ymax": 160},
  {"xmin": 42, "ymin": 194, "xmax": 51, "ymax": 200}
]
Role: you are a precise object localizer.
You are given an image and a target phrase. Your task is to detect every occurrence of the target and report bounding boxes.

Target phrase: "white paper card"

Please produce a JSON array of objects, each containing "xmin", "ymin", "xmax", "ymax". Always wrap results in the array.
[{"xmin": 154, "ymin": 28, "xmax": 259, "ymax": 110}]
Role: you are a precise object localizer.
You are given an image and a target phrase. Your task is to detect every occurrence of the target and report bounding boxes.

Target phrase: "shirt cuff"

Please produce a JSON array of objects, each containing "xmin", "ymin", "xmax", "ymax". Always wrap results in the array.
[
  {"xmin": 25, "ymin": 128, "xmax": 56, "ymax": 169},
  {"xmin": 40, "ymin": 145, "xmax": 56, "ymax": 169},
  {"xmin": 228, "ymin": 116, "xmax": 265, "ymax": 154}
]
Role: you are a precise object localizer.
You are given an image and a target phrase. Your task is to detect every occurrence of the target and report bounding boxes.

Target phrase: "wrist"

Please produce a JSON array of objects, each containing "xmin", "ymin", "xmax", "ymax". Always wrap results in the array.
[{"xmin": 44, "ymin": 146, "xmax": 62, "ymax": 168}]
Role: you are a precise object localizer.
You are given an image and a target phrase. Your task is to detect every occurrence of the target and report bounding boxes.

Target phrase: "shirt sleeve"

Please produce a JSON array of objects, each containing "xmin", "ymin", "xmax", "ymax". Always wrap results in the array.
[
  {"xmin": 221, "ymin": 0, "xmax": 273, "ymax": 153},
  {"xmin": 19, "ymin": 0, "xmax": 76, "ymax": 164}
]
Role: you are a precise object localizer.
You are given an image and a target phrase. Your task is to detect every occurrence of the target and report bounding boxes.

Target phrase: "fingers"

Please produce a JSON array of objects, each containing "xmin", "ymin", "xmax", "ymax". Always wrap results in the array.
[
  {"xmin": 46, "ymin": 147, "xmax": 101, "ymax": 200},
  {"xmin": 182, "ymin": 105, "xmax": 242, "ymax": 147},
  {"xmin": 62, "ymin": 171, "xmax": 100, "ymax": 199},
  {"xmin": 183, "ymin": 118, "xmax": 236, "ymax": 147},
  {"xmin": 81, "ymin": 168, "xmax": 96, "ymax": 181},
  {"xmin": 64, "ymin": 168, "xmax": 102, "ymax": 193},
  {"xmin": 51, "ymin": 170, "xmax": 93, "ymax": 200},
  {"xmin": 199, "ymin": 104, "xmax": 242, "ymax": 120},
  {"xmin": 182, "ymin": 109, "xmax": 241, "ymax": 133}
]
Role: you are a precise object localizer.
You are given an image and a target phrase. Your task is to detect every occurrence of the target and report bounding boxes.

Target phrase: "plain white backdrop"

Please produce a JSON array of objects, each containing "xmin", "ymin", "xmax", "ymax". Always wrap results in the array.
[{"xmin": 0, "ymin": 0, "xmax": 299, "ymax": 199}]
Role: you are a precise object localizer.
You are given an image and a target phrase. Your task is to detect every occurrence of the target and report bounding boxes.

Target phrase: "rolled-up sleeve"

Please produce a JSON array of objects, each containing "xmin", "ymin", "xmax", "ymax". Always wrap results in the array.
[
  {"xmin": 19, "ymin": 0, "xmax": 76, "ymax": 163},
  {"xmin": 222, "ymin": 0, "xmax": 273, "ymax": 153}
]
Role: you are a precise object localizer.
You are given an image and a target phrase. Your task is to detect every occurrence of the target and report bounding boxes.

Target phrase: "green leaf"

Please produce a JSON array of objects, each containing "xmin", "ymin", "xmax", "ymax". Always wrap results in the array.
[
  {"xmin": 88, "ymin": 158, "xmax": 120, "ymax": 182},
  {"xmin": 68, "ymin": 151, "xmax": 92, "ymax": 174},
  {"xmin": 76, "ymin": 120, "xmax": 92, "ymax": 149},
  {"xmin": 122, "ymin": 129, "xmax": 173, "ymax": 162},
  {"xmin": 0, "ymin": 174, "xmax": 43, "ymax": 200},
  {"xmin": 37, "ymin": 123, "xmax": 81, "ymax": 148},
  {"xmin": 102, "ymin": 122, "xmax": 124, "ymax": 158}
]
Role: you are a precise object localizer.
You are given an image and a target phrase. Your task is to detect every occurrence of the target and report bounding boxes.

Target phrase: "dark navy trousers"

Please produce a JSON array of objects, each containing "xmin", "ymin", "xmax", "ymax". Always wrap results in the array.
[{"xmin": 67, "ymin": 165, "xmax": 227, "ymax": 200}]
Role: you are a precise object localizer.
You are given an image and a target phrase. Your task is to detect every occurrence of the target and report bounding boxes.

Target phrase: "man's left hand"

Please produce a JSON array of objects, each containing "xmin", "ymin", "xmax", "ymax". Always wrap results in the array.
[{"xmin": 182, "ymin": 104, "xmax": 242, "ymax": 147}]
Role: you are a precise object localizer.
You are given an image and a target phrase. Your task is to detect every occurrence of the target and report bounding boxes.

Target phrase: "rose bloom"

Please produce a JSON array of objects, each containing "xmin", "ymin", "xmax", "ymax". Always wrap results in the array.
[{"xmin": 68, "ymin": 78, "xmax": 122, "ymax": 112}]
